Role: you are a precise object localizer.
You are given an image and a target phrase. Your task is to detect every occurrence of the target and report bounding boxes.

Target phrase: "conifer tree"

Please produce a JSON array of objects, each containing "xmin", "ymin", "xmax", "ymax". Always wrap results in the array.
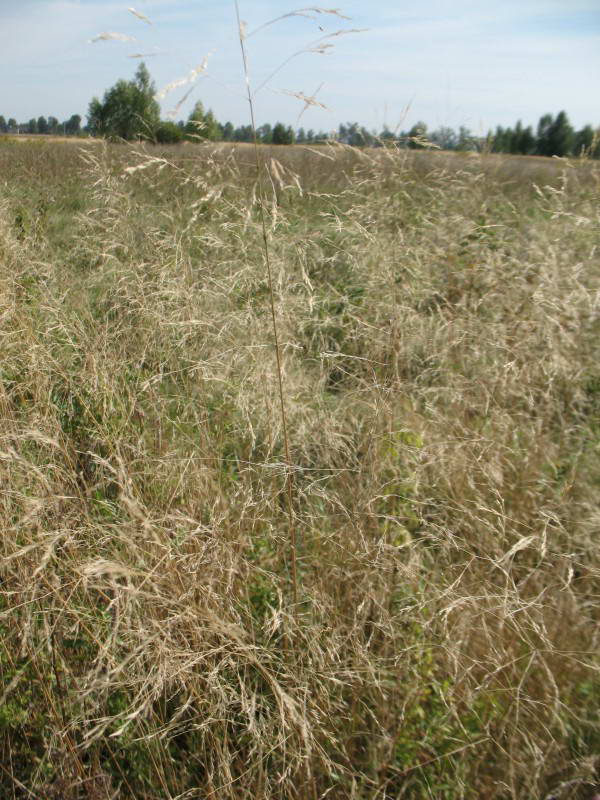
[
  {"xmin": 547, "ymin": 110, "xmax": 574, "ymax": 156},
  {"xmin": 536, "ymin": 113, "xmax": 554, "ymax": 156}
]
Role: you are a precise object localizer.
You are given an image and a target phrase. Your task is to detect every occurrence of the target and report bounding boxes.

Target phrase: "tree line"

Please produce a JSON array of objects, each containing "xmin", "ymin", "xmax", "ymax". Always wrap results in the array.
[
  {"xmin": 4, "ymin": 63, "xmax": 599, "ymax": 158},
  {"xmin": 336, "ymin": 113, "xmax": 599, "ymax": 158},
  {"xmin": 0, "ymin": 114, "xmax": 82, "ymax": 136}
]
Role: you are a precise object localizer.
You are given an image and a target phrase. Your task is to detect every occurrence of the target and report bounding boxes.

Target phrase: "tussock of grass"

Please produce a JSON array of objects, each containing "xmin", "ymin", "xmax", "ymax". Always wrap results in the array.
[{"xmin": 1, "ymin": 139, "xmax": 600, "ymax": 799}]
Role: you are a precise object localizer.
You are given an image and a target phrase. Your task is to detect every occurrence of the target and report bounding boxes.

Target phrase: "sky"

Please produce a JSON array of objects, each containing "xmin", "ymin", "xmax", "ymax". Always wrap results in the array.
[{"xmin": 1, "ymin": 0, "xmax": 599, "ymax": 135}]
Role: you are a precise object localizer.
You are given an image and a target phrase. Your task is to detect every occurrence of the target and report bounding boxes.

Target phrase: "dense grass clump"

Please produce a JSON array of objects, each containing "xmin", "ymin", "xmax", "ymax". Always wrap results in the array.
[{"xmin": 1, "ymin": 138, "xmax": 600, "ymax": 799}]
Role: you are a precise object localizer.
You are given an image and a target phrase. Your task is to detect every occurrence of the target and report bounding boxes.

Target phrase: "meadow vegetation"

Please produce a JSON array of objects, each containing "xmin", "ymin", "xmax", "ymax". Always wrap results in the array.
[{"xmin": 1, "ymin": 137, "xmax": 600, "ymax": 799}]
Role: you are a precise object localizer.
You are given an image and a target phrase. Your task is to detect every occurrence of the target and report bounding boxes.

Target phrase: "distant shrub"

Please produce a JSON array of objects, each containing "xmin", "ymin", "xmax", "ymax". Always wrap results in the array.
[{"xmin": 154, "ymin": 121, "xmax": 184, "ymax": 144}]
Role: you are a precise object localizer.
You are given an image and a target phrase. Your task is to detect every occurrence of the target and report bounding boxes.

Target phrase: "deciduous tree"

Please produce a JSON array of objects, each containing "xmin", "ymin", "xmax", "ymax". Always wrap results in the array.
[
  {"xmin": 87, "ymin": 62, "xmax": 160, "ymax": 140},
  {"xmin": 65, "ymin": 114, "xmax": 82, "ymax": 136},
  {"xmin": 272, "ymin": 122, "xmax": 294, "ymax": 145}
]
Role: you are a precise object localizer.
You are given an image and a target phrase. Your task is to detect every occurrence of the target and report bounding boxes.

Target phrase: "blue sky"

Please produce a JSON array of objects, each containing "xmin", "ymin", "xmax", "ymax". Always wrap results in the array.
[{"xmin": 1, "ymin": 0, "xmax": 599, "ymax": 134}]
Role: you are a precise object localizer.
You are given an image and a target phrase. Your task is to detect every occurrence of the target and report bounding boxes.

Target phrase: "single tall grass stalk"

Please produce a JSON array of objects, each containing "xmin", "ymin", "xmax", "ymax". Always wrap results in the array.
[{"xmin": 234, "ymin": 0, "xmax": 299, "ymax": 614}]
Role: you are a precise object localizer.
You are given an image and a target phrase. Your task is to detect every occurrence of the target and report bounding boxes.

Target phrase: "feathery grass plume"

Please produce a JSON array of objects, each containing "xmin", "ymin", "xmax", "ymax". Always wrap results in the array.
[
  {"xmin": 127, "ymin": 50, "xmax": 160, "ymax": 58},
  {"xmin": 247, "ymin": 7, "xmax": 351, "ymax": 38},
  {"xmin": 128, "ymin": 7, "xmax": 153, "ymax": 25},
  {"xmin": 90, "ymin": 31, "xmax": 136, "ymax": 43},
  {"xmin": 155, "ymin": 54, "xmax": 213, "ymax": 100},
  {"xmin": 279, "ymin": 85, "xmax": 329, "ymax": 122},
  {"xmin": 253, "ymin": 25, "xmax": 366, "ymax": 95}
]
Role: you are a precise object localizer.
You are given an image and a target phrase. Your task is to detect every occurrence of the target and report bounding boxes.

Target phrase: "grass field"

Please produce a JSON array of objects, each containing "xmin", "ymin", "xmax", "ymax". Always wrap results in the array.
[{"xmin": 1, "ymin": 138, "xmax": 600, "ymax": 799}]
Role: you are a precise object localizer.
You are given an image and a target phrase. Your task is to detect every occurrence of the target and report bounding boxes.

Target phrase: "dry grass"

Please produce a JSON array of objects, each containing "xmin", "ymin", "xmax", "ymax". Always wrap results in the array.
[{"xmin": 1, "ymin": 138, "xmax": 600, "ymax": 799}]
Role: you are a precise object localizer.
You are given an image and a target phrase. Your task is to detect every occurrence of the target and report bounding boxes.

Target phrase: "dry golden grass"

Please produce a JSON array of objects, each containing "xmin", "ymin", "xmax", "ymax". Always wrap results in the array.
[{"xmin": 1, "ymin": 138, "xmax": 600, "ymax": 799}]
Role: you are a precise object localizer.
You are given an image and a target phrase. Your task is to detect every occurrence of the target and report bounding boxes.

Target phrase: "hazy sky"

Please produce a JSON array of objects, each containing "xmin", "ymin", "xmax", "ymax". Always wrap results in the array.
[{"xmin": 2, "ymin": 0, "xmax": 599, "ymax": 135}]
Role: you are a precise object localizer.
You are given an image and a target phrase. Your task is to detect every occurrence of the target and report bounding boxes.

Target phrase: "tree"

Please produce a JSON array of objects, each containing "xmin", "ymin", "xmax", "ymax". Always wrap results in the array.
[
  {"xmin": 492, "ymin": 125, "xmax": 506, "ymax": 152},
  {"xmin": 257, "ymin": 123, "xmax": 273, "ymax": 144},
  {"xmin": 0, "ymin": 116, "xmax": 7, "ymax": 134},
  {"xmin": 430, "ymin": 126, "xmax": 457, "ymax": 150},
  {"xmin": 27, "ymin": 118, "xmax": 38, "ymax": 134},
  {"xmin": 233, "ymin": 125, "xmax": 253, "ymax": 142},
  {"xmin": 347, "ymin": 123, "xmax": 361, "ymax": 146},
  {"xmin": 37, "ymin": 116, "xmax": 49, "ymax": 135},
  {"xmin": 87, "ymin": 62, "xmax": 160, "ymax": 140},
  {"xmin": 7, "ymin": 118, "xmax": 17, "ymax": 133},
  {"xmin": 349, "ymin": 123, "xmax": 371, "ymax": 147},
  {"xmin": 518, "ymin": 125, "xmax": 535, "ymax": 155},
  {"xmin": 546, "ymin": 110, "xmax": 574, "ymax": 157},
  {"xmin": 65, "ymin": 114, "xmax": 82, "ymax": 136},
  {"xmin": 535, "ymin": 113, "xmax": 554, "ymax": 156},
  {"xmin": 185, "ymin": 101, "xmax": 220, "ymax": 140},
  {"xmin": 378, "ymin": 127, "xmax": 397, "ymax": 147},
  {"xmin": 456, "ymin": 126, "xmax": 475, "ymax": 151},
  {"xmin": 573, "ymin": 125, "xmax": 600, "ymax": 158},
  {"xmin": 407, "ymin": 121, "xmax": 428, "ymax": 149},
  {"xmin": 221, "ymin": 121, "xmax": 234, "ymax": 141},
  {"xmin": 155, "ymin": 121, "xmax": 183, "ymax": 144},
  {"xmin": 47, "ymin": 116, "xmax": 60, "ymax": 135},
  {"xmin": 272, "ymin": 122, "xmax": 294, "ymax": 145},
  {"xmin": 509, "ymin": 120, "xmax": 523, "ymax": 154}
]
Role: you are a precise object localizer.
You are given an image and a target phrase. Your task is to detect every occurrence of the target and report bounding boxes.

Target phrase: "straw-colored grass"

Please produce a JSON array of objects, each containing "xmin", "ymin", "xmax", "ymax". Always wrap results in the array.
[{"xmin": 1, "ymin": 137, "xmax": 600, "ymax": 799}]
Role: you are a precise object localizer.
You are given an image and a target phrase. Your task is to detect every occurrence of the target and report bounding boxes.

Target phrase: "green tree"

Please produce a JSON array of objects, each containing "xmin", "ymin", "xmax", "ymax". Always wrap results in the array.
[
  {"xmin": 547, "ymin": 110, "xmax": 574, "ymax": 157},
  {"xmin": 64, "ymin": 114, "xmax": 82, "ymax": 136},
  {"xmin": 47, "ymin": 116, "xmax": 60, "ymax": 135},
  {"xmin": 456, "ymin": 126, "xmax": 475, "ymax": 151},
  {"xmin": 154, "ymin": 120, "xmax": 183, "ymax": 143},
  {"xmin": 379, "ymin": 127, "xmax": 397, "ymax": 146},
  {"xmin": 257, "ymin": 123, "xmax": 273, "ymax": 144},
  {"xmin": 535, "ymin": 113, "xmax": 554, "ymax": 156},
  {"xmin": 518, "ymin": 125, "xmax": 535, "ymax": 155},
  {"xmin": 573, "ymin": 125, "xmax": 600, "ymax": 158},
  {"xmin": 272, "ymin": 122, "xmax": 294, "ymax": 145},
  {"xmin": 430, "ymin": 126, "xmax": 457, "ymax": 150},
  {"xmin": 407, "ymin": 121, "xmax": 428, "ymax": 149},
  {"xmin": 27, "ymin": 118, "xmax": 38, "ymax": 134},
  {"xmin": 509, "ymin": 121, "xmax": 523, "ymax": 154},
  {"xmin": 346, "ymin": 123, "xmax": 373, "ymax": 147},
  {"xmin": 0, "ymin": 116, "xmax": 7, "ymax": 134},
  {"xmin": 185, "ymin": 101, "xmax": 220, "ymax": 140},
  {"xmin": 221, "ymin": 121, "xmax": 234, "ymax": 141},
  {"xmin": 7, "ymin": 118, "xmax": 17, "ymax": 133},
  {"xmin": 346, "ymin": 122, "xmax": 360, "ymax": 145},
  {"xmin": 233, "ymin": 125, "xmax": 253, "ymax": 142},
  {"xmin": 492, "ymin": 125, "xmax": 506, "ymax": 152},
  {"xmin": 87, "ymin": 62, "xmax": 160, "ymax": 141},
  {"xmin": 37, "ymin": 116, "xmax": 49, "ymax": 135}
]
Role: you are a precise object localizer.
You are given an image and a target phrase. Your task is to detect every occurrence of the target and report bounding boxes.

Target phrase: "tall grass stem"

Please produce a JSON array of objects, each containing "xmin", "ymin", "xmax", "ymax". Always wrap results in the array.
[{"xmin": 234, "ymin": 0, "xmax": 299, "ymax": 615}]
